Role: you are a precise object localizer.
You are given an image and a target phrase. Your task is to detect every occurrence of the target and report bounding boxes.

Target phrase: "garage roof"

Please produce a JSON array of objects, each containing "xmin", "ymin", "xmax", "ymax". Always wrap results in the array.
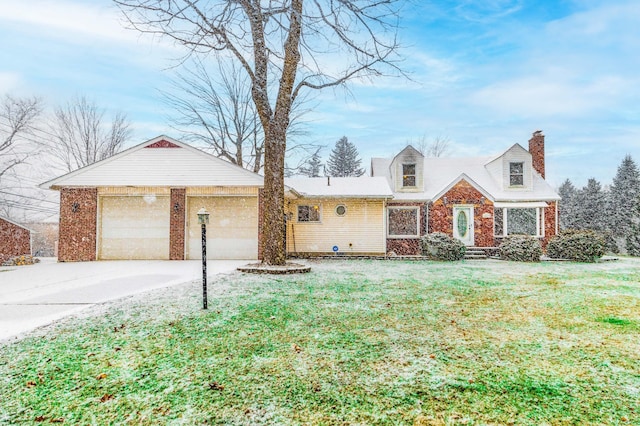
[{"xmin": 40, "ymin": 136, "xmax": 264, "ymax": 190}]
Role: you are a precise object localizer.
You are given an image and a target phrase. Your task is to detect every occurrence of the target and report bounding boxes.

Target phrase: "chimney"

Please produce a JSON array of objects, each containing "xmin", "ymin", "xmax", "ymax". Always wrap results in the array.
[{"xmin": 528, "ymin": 130, "xmax": 545, "ymax": 179}]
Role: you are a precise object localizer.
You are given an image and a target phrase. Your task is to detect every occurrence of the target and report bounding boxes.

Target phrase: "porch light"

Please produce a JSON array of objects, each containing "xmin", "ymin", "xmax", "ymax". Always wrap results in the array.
[{"xmin": 197, "ymin": 207, "xmax": 210, "ymax": 225}]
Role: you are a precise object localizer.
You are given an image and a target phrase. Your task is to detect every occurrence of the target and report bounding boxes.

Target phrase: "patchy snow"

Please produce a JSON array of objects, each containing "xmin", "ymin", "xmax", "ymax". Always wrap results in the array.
[
  {"xmin": 0, "ymin": 258, "xmax": 247, "ymax": 341},
  {"xmin": 285, "ymin": 176, "xmax": 392, "ymax": 198}
]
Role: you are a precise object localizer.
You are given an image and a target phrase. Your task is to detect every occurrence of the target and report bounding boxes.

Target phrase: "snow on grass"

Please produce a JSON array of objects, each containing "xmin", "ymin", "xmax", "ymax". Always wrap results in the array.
[{"xmin": 0, "ymin": 258, "xmax": 639, "ymax": 424}]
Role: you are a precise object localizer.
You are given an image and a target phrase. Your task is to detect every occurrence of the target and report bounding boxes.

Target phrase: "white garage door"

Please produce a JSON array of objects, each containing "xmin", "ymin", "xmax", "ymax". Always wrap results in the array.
[
  {"xmin": 187, "ymin": 196, "xmax": 258, "ymax": 260},
  {"xmin": 99, "ymin": 195, "xmax": 170, "ymax": 260}
]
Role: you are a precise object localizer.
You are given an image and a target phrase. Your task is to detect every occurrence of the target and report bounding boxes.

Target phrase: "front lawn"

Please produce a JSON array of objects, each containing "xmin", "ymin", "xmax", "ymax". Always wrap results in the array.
[{"xmin": 1, "ymin": 259, "xmax": 639, "ymax": 425}]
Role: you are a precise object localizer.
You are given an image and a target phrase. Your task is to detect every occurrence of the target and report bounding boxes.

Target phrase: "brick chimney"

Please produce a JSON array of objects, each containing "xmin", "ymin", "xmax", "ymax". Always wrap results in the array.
[{"xmin": 528, "ymin": 130, "xmax": 545, "ymax": 178}]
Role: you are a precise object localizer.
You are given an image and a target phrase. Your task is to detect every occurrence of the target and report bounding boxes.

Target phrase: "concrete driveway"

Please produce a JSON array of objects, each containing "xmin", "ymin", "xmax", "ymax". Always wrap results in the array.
[{"xmin": 0, "ymin": 258, "xmax": 246, "ymax": 342}]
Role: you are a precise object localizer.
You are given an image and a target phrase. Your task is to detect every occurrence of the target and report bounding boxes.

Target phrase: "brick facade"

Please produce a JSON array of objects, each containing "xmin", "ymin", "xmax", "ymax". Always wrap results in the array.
[
  {"xmin": 170, "ymin": 188, "xmax": 186, "ymax": 260},
  {"xmin": 386, "ymin": 202, "xmax": 427, "ymax": 255},
  {"xmin": 58, "ymin": 188, "xmax": 98, "ymax": 262},
  {"xmin": 543, "ymin": 201, "xmax": 557, "ymax": 249},
  {"xmin": 529, "ymin": 131, "xmax": 545, "ymax": 179},
  {"xmin": 0, "ymin": 218, "xmax": 31, "ymax": 262},
  {"xmin": 429, "ymin": 180, "xmax": 495, "ymax": 247}
]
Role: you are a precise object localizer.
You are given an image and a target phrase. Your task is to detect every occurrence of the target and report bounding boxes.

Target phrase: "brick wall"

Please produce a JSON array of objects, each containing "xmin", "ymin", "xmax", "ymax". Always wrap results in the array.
[
  {"xmin": 0, "ymin": 218, "xmax": 30, "ymax": 262},
  {"xmin": 58, "ymin": 188, "xmax": 98, "ymax": 262},
  {"xmin": 528, "ymin": 131, "xmax": 545, "ymax": 179},
  {"xmin": 543, "ymin": 201, "xmax": 557, "ymax": 249},
  {"xmin": 429, "ymin": 180, "xmax": 495, "ymax": 247},
  {"xmin": 386, "ymin": 202, "xmax": 427, "ymax": 255},
  {"xmin": 170, "ymin": 188, "xmax": 186, "ymax": 260}
]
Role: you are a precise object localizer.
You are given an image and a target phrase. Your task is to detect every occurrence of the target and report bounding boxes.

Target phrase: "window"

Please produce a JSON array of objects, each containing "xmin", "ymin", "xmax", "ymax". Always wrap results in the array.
[
  {"xmin": 388, "ymin": 207, "xmax": 419, "ymax": 237},
  {"xmin": 335, "ymin": 204, "xmax": 347, "ymax": 216},
  {"xmin": 402, "ymin": 164, "xmax": 416, "ymax": 187},
  {"xmin": 494, "ymin": 207, "xmax": 544, "ymax": 237},
  {"xmin": 509, "ymin": 162, "xmax": 524, "ymax": 186},
  {"xmin": 298, "ymin": 205, "xmax": 321, "ymax": 222}
]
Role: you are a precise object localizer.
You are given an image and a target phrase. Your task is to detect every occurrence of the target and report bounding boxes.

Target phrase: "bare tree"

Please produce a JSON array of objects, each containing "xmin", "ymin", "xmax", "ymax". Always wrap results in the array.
[
  {"xmin": 0, "ymin": 95, "xmax": 42, "ymax": 183},
  {"xmin": 163, "ymin": 59, "xmax": 265, "ymax": 173},
  {"xmin": 412, "ymin": 134, "xmax": 451, "ymax": 157},
  {"xmin": 116, "ymin": 0, "xmax": 404, "ymax": 265},
  {"xmin": 48, "ymin": 96, "xmax": 132, "ymax": 172}
]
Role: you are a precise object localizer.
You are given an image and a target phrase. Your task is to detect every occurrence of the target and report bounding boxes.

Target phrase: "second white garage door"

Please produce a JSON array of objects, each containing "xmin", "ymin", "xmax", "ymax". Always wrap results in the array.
[
  {"xmin": 187, "ymin": 196, "xmax": 259, "ymax": 260},
  {"xmin": 99, "ymin": 195, "xmax": 170, "ymax": 260}
]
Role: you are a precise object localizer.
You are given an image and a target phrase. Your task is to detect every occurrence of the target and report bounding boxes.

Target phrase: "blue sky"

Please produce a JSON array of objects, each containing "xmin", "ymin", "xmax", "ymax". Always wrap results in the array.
[{"xmin": 1, "ymin": 0, "xmax": 639, "ymax": 188}]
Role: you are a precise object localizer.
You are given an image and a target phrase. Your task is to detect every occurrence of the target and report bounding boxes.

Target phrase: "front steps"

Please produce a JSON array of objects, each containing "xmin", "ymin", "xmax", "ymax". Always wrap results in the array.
[{"xmin": 464, "ymin": 247, "xmax": 499, "ymax": 260}]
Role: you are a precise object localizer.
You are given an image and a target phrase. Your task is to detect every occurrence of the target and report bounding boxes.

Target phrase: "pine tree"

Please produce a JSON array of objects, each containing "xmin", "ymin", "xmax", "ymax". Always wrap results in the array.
[
  {"xmin": 626, "ymin": 196, "xmax": 640, "ymax": 256},
  {"xmin": 608, "ymin": 155, "xmax": 640, "ymax": 238},
  {"xmin": 299, "ymin": 148, "xmax": 323, "ymax": 177},
  {"xmin": 575, "ymin": 178, "xmax": 608, "ymax": 232},
  {"xmin": 326, "ymin": 136, "xmax": 365, "ymax": 177},
  {"xmin": 558, "ymin": 178, "xmax": 579, "ymax": 230}
]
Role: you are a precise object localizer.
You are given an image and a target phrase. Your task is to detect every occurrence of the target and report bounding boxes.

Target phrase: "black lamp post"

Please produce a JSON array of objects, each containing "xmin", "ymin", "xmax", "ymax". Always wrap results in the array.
[{"xmin": 197, "ymin": 207, "xmax": 210, "ymax": 309}]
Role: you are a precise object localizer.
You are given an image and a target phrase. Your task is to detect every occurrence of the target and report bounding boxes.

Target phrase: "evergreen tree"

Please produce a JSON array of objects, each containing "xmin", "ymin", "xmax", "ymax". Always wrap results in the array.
[
  {"xmin": 608, "ymin": 155, "xmax": 640, "ymax": 238},
  {"xmin": 626, "ymin": 196, "xmax": 640, "ymax": 256},
  {"xmin": 299, "ymin": 148, "xmax": 323, "ymax": 177},
  {"xmin": 575, "ymin": 178, "xmax": 608, "ymax": 232},
  {"xmin": 558, "ymin": 178, "xmax": 579, "ymax": 230},
  {"xmin": 326, "ymin": 136, "xmax": 365, "ymax": 177}
]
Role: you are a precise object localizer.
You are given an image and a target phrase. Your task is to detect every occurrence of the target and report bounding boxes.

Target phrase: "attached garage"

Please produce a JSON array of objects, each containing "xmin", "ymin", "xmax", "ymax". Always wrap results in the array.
[
  {"xmin": 98, "ymin": 195, "xmax": 170, "ymax": 260},
  {"xmin": 186, "ymin": 196, "xmax": 259, "ymax": 260},
  {"xmin": 40, "ymin": 136, "xmax": 265, "ymax": 262}
]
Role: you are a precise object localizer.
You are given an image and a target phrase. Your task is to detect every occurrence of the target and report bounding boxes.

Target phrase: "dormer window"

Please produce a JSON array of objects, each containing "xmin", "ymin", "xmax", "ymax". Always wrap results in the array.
[
  {"xmin": 402, "ymin": 164, "xmax": 416, "ymax": 187},
  {"xmin": 510, "ymin": 162, "xmax": 524, "ymax": 186}
]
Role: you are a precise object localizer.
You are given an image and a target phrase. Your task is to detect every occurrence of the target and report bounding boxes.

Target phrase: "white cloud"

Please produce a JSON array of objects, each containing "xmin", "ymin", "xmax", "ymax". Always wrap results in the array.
[{"xmin": 0, "ymin": 72, "xmax": 21, "ymax": 93}]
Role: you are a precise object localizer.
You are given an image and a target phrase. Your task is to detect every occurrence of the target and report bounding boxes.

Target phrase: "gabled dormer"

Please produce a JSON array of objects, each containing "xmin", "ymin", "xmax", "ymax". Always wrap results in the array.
[
  {"xmin": 485, "ymin": 143, "xmax": 534, "ymax": 191},
  {"xmin": 389, "ymin": 145, "xmax": 424, "ymax": 192}
]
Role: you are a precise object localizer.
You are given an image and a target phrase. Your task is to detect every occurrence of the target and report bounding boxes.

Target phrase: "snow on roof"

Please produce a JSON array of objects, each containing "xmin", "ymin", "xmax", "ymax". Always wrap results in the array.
[
  {"xmin": 371, "ymin": 155, "xmax": 560, "ymax": 202},
  {"xmin": 39, "ymin": 135, "xmax": 264, "ymax": 190},
  {"xmin": 285, "ymin": 176, "xmax": 393, "ymax": 199}
]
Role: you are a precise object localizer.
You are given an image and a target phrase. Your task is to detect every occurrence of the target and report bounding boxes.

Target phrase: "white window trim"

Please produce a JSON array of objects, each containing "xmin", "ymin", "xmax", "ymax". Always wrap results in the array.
[
  {"xmin": 494, "ymin": 207, "xmax": 545, "ymax": 238},
  {"xmin": 402, "ymin": 163, "xmax": 417, "ymax": 188},
  {"xmin": 387, "ymin": 206, "xmax": 420, "ymax": 238}
]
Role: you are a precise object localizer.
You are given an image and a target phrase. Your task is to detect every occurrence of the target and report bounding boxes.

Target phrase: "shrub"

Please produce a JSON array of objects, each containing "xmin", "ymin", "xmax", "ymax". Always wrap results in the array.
[
  {"xmin": 546, "ymin": 230, "xmax": 605, "ymax": 262},
  {"xmin": 421, "ymin": 232, "xmax": 466, "ymax": 261},
  {"xmin": 499, "ymin": 235, "xmax": 542, "ymax": 262}
]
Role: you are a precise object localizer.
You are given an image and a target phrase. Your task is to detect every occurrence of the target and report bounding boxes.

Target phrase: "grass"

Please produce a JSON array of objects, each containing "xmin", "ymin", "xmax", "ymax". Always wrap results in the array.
[{"xmin": 1, "ymin": 259, "xmax": 639, "ymax": 425}]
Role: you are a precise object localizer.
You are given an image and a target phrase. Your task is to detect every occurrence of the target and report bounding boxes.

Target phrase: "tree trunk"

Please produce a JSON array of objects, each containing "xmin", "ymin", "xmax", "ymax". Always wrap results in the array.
[{"xmin": 261, "ymin": 122, "xmax": 287, "ymax": 265}]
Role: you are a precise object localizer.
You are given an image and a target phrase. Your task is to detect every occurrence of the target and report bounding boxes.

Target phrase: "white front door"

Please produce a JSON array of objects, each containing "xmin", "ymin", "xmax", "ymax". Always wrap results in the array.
[{"xmin": 453, "ymin": 206, "xmax": 474, "ymax": 246}]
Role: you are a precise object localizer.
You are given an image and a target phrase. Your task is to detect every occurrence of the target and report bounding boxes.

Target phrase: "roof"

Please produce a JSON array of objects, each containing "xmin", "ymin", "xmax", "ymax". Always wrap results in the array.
[
  {"xmin": 284, "ymin": 176, "xmax": 393, "ymax": 199},
  {"xmin": 0, "ymin": 216, "xmax": 32, "ymax": 232},
  {"xmin": 39, "ymin": 135, "xmax": 264, "ymax": 190},
  {"xmin": 371, "ymin": 154, "xmax": 560, "ymax": 202}
]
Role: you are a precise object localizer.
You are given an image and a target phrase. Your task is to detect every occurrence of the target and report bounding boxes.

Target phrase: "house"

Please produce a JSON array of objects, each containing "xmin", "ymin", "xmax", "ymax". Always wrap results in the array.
[
  {"xmin": 39, "ymin": 136, "xmax": 264, "ymax": 261},
  {"xmin": 0, "ymin": 216, "xmax": 32, "ymax": 262},
  {"xmin": 286, "ymin": 131, "xmax": 559, "ymax": 256},
  {"xmin": 42, "ymin": 131, "xmax": 559, "ymax": 262}
]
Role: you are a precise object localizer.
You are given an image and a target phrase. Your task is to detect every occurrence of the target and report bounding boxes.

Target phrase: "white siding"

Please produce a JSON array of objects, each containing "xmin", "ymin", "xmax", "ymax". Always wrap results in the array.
[{"xmin": 286, "ymin": 199, "xmax": 385, "ymax": 254}]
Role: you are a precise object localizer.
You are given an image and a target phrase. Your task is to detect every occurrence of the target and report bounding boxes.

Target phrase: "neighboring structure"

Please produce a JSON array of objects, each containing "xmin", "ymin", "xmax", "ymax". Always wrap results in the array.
[
  {"xmin": 43, "ymin": 132, "xmax": 559, "ymax": 261},
  {"xmin": 40, "ymin": 136, "xmax": 264, "ymax": 261},
  {"xmin": 0, "ymin": 216, "xmax": 32, "ymax": 262}
]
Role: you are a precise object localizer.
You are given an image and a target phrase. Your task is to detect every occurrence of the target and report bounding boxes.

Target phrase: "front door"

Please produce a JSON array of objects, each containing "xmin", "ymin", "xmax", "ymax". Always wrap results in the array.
[{"xmin": 453, "ymin": 206, "xmax": 474, "ymax": 246}]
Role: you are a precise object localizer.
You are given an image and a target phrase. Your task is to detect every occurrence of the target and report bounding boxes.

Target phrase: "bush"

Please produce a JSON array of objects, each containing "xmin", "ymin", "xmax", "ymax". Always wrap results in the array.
[
  {"xmin": 421, "ymin": 232, "xmax": 466, "ymax": 261},
  {"xmin": 499, "ymin": 235, "xmax": 542, "ymax": 262},
  {"xmin": 546, "ymin": 230, "xmax": 605, "ymax": 262}
]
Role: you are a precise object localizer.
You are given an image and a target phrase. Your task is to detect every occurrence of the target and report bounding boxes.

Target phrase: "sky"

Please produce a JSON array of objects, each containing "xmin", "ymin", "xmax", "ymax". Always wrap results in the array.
[{"xmin": 1, "ymin": 0, "xmax": 639, "ymax": 190}]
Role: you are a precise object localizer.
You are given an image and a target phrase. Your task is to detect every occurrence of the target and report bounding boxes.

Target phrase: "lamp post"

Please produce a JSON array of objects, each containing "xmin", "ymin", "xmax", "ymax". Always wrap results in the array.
[{"xmin": 197, "ymin": 207, "xmax": 210, "ymax": 310}]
